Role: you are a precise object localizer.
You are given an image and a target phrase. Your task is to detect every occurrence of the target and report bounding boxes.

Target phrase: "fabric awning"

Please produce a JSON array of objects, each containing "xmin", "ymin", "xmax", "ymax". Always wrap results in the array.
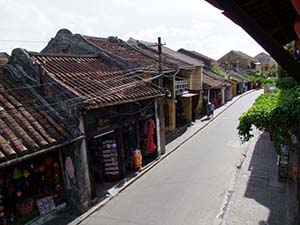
[{"xmin": 181, "ymin": 93, "xmax": 198, "ymax": 97}]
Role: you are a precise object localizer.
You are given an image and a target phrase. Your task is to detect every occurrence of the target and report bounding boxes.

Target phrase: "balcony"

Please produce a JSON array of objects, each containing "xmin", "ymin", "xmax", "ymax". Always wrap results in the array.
[{"xmin": 175, "ymin": 80, "xmax": 189, "ymax": 96}]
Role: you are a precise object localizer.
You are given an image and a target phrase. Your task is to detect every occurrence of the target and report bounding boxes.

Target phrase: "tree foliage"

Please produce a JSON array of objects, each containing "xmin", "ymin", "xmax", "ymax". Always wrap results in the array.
[
  {"xmin": 211, "ymin": 65, "xmax": 227, "ymax": 78},
  {"xmin": 239, "ymin": 74, "xmax": 275, "ymax": 85},
  {"xmin": 238, "ymin": 78, "xmax": 300, "ymax": 151}
]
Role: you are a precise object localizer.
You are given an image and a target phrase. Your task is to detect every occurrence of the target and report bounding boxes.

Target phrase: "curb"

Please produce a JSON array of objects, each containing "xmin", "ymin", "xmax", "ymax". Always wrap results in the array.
[
  {"xmin": 70, "ymin": 89, "xmax": 259, "ymax": 225},
  {"xmin": 218, "ymin": 130, "xmax": 261, "ymax": 225}
]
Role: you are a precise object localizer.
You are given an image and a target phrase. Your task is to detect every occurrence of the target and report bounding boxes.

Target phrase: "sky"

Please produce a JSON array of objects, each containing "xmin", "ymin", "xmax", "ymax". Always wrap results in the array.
[{"xmin": 0, "ymin": 0, "xmax": 266, "ymax": 60}]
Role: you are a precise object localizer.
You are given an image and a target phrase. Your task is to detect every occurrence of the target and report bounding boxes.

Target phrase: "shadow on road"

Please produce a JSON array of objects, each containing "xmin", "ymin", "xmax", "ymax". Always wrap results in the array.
[{"xmin": 243, "ymin": 132, "xmax": 297, "ymax": 225}]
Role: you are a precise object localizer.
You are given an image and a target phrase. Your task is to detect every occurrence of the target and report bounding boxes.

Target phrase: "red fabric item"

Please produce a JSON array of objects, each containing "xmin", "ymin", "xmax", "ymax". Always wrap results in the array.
[
  {"xmin": 295, "ymin": 18, "xmax": 300, "ymax": 39},
  {"xmin": 296, "ymin": 38, "xmax": 300, "ymax": 50},
  {"xmin": 147, "ymin": 119, "xmax": 156, "ymax": 154},
  {"xmin": 291, "ymin": 0, "xmax": 300, "ymax": 16}
]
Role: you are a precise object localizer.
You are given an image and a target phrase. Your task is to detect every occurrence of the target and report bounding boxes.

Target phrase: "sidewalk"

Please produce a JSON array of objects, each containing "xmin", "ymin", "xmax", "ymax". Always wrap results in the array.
[{"xmin": 219, "ymin": 131, "xmax": 298, "ymax": 225}]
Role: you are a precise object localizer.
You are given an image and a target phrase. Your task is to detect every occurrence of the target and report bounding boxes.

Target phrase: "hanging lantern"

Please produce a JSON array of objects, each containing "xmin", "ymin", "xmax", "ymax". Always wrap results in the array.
[
  {"xmin": 291, "ymin": 0, "xmax": 300, "ymax": 16},
  {"xmin": 294, "ymin": 18, "xmax": 300, "ymax": 39}
]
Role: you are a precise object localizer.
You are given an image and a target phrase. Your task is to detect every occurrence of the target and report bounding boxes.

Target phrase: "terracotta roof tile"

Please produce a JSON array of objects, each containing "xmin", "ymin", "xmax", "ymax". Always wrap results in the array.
[
  {"xmin": 0, "ymin": 73, "xmax": 75, "ymax": 164},
  {"xmin": 32, "ymin": 54, "xmax": 163, "ymax": 109},
  {"xmin": 127, "ymin": 38, "xmax": 194, "ymax": 68},
  {"xmin": 84, "ymin": 36, "xmax": 159, "ymax": 68},
  {"xmin": 203, "ymin": 69, "xmax": 231, "ymax": 89}
]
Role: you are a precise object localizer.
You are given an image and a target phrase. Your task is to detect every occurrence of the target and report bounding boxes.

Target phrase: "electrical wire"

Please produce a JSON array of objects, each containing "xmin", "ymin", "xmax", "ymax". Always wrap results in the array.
[{"xmin": 0, "ymin": 72, "xmax": 166, "ymax": 115}]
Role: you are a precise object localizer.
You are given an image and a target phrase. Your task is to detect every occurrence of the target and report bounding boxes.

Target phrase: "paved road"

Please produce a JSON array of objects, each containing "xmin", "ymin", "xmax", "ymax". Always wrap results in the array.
[{"xmin": 83, "ymin": 90, "xmax": 263, "ymax": 225}]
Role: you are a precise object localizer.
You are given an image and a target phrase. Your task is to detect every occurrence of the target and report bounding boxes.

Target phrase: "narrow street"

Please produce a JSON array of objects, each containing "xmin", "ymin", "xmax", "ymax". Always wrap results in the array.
[{"xmin": 80, "ymin": 90, "xmax": 262, "ymax": 225}]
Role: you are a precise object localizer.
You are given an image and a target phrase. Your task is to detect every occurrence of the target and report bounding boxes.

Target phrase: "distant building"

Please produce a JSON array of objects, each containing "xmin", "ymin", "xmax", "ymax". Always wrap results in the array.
[
  {"xmin": 218, "ymin": 50, "xmax": 258, "ymax": 74},
  {"xmin": 178, "ymin": 49, "xmax": 217, "ymax": 67},
  {"xmin": 254, "ymin": 52, "xmax": 277, "ymax": 76}
]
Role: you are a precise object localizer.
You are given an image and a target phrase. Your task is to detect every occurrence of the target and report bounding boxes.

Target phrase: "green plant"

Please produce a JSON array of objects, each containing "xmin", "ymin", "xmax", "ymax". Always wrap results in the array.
[
  {"xmin": 237, "ymin": 87, "xmax": 300, "ymax": 152},
  {"xmin": 276, "ymin": 77, "xmax": 299, "ymax": 89},
  {"xmin": 212, "ymin": 65, "xmax": 227, "ymax": 78},
  {"xmin": 239, "ymin": 74, "xmax": 275, "ymax": 85}
]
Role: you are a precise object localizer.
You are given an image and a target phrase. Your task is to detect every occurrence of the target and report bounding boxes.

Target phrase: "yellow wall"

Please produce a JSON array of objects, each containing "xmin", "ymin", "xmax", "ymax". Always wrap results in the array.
[
  {"xmin": 180, "ymin": 97, "xmax": 192, "ymax": 123},
  {"xmin": 231, "ymin": 81, "xmax": 238, "ymax": 97},
  {"xmin": 189, "ymin": 66, "xmax": 202, "ymax": 90},
  {"xmin": 166, "ymin": 98, "xmax": 176, "ymax": 131}
]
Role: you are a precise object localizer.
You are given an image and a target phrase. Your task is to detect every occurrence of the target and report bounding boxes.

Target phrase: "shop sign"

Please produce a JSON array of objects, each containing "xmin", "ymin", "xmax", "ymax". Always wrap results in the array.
[
  {"xmin": 36, "ymin": 196, "xmax": 56, "ymax": 215},
  {"xmin": 97, "ymin": 118, "xmax": 111, "ymax": 132}
]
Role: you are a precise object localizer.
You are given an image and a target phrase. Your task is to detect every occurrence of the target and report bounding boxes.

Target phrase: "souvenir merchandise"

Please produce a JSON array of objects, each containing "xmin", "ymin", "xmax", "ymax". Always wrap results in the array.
[
  {"xmin": 102, "ymin": 139, "xmax": 119, "ymax": 181},
  {"xmin": 0, "ymin": 153, "xmax": 64, "ymax": 224},
  {"xmin": 147, "ymin": 118, "xmax": 157, "ymax": 154}
]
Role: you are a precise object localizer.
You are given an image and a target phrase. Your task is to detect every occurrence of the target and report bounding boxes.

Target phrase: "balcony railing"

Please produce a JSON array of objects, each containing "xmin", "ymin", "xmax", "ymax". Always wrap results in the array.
[{"xmin": 175, "ymin": 80, "xmax": 189, "ymax": 95}]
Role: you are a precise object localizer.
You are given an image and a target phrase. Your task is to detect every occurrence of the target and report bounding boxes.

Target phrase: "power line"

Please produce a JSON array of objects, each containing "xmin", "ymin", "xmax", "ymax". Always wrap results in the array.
[{"xmin": 0, "ymin": 71, "xmax": 167, "ymax": 115}]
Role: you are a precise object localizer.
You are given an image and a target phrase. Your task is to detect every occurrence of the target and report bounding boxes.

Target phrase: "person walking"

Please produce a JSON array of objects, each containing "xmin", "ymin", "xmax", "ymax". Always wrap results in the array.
[
  {"xmin": 207, "ymin": 102, "xmax": 212, "ymax": 119},
  {"xmin": 210, "ymin": 102, "xmax": 215, "ymax": 118},
  {"xmin": 207, "ymin": 102, "xmax": 215, "ymax": 119}
]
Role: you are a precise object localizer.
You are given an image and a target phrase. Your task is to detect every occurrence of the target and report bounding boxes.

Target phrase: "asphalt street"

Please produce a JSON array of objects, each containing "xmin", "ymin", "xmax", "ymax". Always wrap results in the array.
[{"xmin": 82, "ymin": 90, "xmax": 263, "ymax": 225}]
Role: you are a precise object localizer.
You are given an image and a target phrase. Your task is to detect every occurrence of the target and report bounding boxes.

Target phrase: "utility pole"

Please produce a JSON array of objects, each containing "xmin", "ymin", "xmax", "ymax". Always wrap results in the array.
[
  {"xmin": 156, "ymin": 37, "xmax": 165, "ymax": 155},
  {"xmin": 158, "ymin": 37, "xmax": 163, "ymax": 87}
]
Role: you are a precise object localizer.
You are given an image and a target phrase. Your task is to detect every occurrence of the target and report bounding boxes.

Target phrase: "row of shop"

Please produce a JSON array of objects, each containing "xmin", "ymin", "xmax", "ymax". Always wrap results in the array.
[
  {"xmin": 0, "ymin": 30, "xmax": 254, "ymax": 224},
  {"xmin": 0, "ymin": 50, "xmax": 165, "ymax": 224}
]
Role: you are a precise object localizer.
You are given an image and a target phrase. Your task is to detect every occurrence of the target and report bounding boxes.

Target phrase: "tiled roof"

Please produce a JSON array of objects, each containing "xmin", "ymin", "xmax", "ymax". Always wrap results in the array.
[
  {"xmin": 32, "ymin": 54, "xmax": 163, "ymax": 109},
  {"xmin": 203, "ymin": 69, "xmax": 231, "ymax": 89},
  {"xmin": 228, "ymin": 71, "xmax": 252, "ymax": 82},
  {"xmin": 127, "ymin": 38, "xmax": 193, "ymax": 68},
  {"xmin": 0, "ymin": 72, "xmax": 74, "ymax": 164},
  {"xmin": 84, "ymin": 36, "xmax": 159, "ymax": 68},
  {"xmin": 177, "ymin": 49, "xmax": 216, "ymax": 64}
]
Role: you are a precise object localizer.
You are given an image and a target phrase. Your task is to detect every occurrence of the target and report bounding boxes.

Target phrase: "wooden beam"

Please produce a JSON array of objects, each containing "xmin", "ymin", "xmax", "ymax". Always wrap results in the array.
[{"xmin": 212, "ymin": 0, "xmax": 300, "ymax": 82}]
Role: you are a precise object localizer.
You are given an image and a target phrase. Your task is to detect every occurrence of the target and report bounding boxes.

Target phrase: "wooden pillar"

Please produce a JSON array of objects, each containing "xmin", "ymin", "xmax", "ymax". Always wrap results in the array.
[
  {"xmin": 75, "ymin": 115, "xmax": 92, "ymax": 211},
  {"xmin": 166, "ymin": 98, "xmax": 176, "ymax": 131},
  {"xmin": 181, "ymin": 97, "xmax": 192, "ymax": 123},
  {"xmin": 221, "ymin": 87, "xmax": 225, "ymax": 104},
  {"xmin": 155, "ymin": 97, "xmax": 166, "ymax": 155}
]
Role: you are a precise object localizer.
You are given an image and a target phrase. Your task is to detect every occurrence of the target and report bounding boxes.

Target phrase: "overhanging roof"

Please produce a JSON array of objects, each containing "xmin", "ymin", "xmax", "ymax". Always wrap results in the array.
[{"xmin": 205, "ymin": 0, "xmax": 300, "ymax": 82}]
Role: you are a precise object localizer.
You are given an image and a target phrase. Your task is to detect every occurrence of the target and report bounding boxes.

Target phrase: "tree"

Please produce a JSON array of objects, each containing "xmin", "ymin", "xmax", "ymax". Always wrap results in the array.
[{"xmin": 237, "ymin": 77, "xmax": 300, "ymax": 152}]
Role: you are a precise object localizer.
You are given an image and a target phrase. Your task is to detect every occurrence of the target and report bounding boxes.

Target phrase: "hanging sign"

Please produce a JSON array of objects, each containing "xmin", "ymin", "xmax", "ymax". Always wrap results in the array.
[
  {"xmin": 36, "ymin": 196, "xmax": 56, "ymax": 215},
  {"xmin": 97, "ymin": 118, "xmax": 111, "ymax": 132}
]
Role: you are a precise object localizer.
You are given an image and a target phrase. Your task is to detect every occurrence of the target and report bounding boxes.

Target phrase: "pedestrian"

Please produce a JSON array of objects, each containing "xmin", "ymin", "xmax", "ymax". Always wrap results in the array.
[
  {"xmin": 210, "ymin": 102, "xmax": 215, "ymax": 118},
  {"xmin": 207, "ymin": 102, "xmax": 212, "ymax": 119}
]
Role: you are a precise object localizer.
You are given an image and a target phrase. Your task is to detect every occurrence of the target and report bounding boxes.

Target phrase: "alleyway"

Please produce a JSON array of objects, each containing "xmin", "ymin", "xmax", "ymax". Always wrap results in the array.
[{"xmin": 76, "ymin": 91, "xmax": 263, "ymax": 225}]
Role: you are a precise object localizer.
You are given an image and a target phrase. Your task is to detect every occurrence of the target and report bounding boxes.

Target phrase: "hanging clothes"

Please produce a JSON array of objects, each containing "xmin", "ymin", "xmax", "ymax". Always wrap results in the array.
[
  {"xmin": 147, "ymin": 118, "xmax": 156, "ymax": 154},
  {"xmin": 65, "ymin": 156, "xmax": 75, "ymax": 180}
]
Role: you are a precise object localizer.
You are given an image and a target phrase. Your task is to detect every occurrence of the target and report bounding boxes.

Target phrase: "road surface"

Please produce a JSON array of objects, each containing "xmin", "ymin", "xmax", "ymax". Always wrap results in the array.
[{"xmin": 83, "ymin": 90, "xmax": 262, "ymax": 225}]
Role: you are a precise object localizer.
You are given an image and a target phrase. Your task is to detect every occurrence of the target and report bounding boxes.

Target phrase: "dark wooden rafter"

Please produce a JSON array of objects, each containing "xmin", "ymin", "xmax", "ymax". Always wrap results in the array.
[
  {"xmin": 206, "ymin": 0, "xmax": 300, "ymax": 82},
  {"xmin": 266, "ymin": 0, "xmax": 290, "ymax": 42}
]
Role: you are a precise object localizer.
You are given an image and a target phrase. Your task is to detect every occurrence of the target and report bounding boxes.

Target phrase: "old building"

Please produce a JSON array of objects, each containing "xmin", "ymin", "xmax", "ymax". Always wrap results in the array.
[
  {"xmin": 218, "ymin": 50, "xmax": 258, "ymax": 74},
  {"xmin": 41, "ymin": 29, "xmax": 204, "ymax": 140},
  {"xmin": 0, "ymin": 65, "xmax": 87, "ymax": 224},
  {"xmin": 202, "ymin": 69, "xmax": 232, "ymax": 108},
  {"xmin": 178, "ymin": 49, "xmax": 217, "ymax": 67},
  {"xmin": 128, "ymin": 38, "xmax": 204, "ymax": 131},
  {"xmin": 254, "ymin": 52, "xmax": 278, "ymax": 76},
  {"xmin": 41, "ymin": 29, "xmax": 168, "ymax": 153},
  {"xmin": 227, "ymin": 71, "xmax": 252, "ymax": 96},
  {"xmin": 8, "ymin": 48, "xmax": 164, "ymax": 203}
]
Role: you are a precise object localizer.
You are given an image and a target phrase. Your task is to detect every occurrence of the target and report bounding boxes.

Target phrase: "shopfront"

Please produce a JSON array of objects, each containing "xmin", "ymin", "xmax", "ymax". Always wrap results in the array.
[
  {"xmin": 0, "ymin": 149, "xmax": 70, "ymax": 225},
  {"xmin": 84, "ymin": 99, "xmax": 159, "ymax": 199}
]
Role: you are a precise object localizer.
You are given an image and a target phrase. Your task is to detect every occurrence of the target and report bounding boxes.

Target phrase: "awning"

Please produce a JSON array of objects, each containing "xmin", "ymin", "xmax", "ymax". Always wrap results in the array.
[{"xmin": 180, "ymin": 93, "xmax": 198, "ymax": 97}]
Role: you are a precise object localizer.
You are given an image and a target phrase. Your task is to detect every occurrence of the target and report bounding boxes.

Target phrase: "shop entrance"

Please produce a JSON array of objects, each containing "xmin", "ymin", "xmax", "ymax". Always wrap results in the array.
[
  {"xmin": 87, "ymin": 131, "xmax": 121, "ymax": 199},
  {"xmin": 122, "ymin": 118, "xmax": 158, "ymax": 173}
]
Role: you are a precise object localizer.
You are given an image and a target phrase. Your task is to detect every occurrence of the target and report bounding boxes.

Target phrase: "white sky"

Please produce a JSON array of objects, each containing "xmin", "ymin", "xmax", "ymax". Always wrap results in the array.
[{"xmin": 0, "ymin": 0, "xmax": 266, "ymax": 60}]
